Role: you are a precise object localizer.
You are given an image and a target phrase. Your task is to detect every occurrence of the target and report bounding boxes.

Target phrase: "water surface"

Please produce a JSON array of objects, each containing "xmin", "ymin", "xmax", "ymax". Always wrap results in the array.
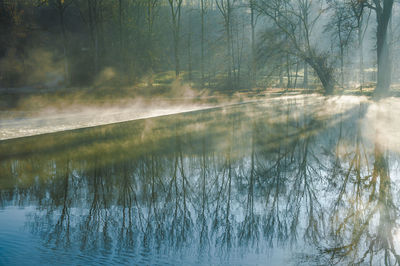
[{"xmin": 1, "ymin": 95, "xmax": 400, "ymax": 265}]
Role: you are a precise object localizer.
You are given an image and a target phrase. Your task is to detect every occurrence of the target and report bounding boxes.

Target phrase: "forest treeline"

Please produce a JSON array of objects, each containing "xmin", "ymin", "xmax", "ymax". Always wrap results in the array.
[{"xmin": 0, "ymin": 0, "xmax": 398, "ymax": 96}]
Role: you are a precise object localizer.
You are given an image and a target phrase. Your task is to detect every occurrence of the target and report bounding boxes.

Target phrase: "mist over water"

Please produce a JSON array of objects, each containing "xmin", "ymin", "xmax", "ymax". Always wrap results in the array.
[
  {"xmin": 0, "ymin": 94, "xmax": 378, "ymax": 141},
  {"xmin": 0, "ymin": 94, "xmax": 362, "ymax": 140},
  {"xmin": 0, "ymin": 100, "xmax": 216, "ymax": 140}
]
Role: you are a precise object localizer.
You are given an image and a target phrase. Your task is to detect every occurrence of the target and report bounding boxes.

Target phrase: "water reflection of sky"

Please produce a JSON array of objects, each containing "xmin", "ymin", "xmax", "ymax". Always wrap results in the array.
[
  {"xmin": 1, "ymin": 96, "xmax": 400, "ymax": 265},
  {"xmin": 0, "ymin": 205, "xmax": 291, "ymax": 265}
]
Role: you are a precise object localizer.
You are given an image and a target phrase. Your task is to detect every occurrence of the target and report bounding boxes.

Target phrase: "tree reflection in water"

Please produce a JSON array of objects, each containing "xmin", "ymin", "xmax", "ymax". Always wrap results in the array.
[
  {"xmin": 320, "ymin": 104, "xmax": 400, "ymax": 265},
  {"xmin": 1, "ymin": 96, "xmax": 400, "ymax": 264}
]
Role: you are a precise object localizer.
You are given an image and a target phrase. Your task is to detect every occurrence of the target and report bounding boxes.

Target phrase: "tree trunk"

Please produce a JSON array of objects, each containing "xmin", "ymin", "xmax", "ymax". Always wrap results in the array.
[
  {"xmin": 187, "ymin": 10, "xmax": 192, "ymax": 81},
  {"xmin": 227, "ymin": 13, "xmax": 232, "ymax": 88},
  {"xmin": 119, "ymin": 0, "xmax": 123, "ymax": 60},
  {"xmin": 279, "ymin": 56, "xmax": 283, "ymax": 88},
  {"xmin": 59, "ymin": 7, "xmax": 69, "ymax": 84},
  {"xmin": 173, "ymin": 30, "xmax": 180, "ymax": 77},
  {"xmin": 374, "ymin": 0, "xmax": 394, "ymax": 98},
  {"xmin": 376, "ymin": 24, "xmax": 391, "ymax": 96},
  {"xmin": 169, "ymin": 0, "xmax": 182, "ymax": 78},
  {"xmin": 286, "ymin": 52, "xmax": 291, "ymax": 88},
  {"xmin": 303, "ymin": 61, "xmax": 308, "ymax": 88},
  {"xmin": 305, "ymin": 55, "xmax": 334, "ymax": 95},
  {"xmin": 340, "ymin": 45, "xmax": 344, "ymax": 89},
  {"xmin": 294, "ymin": 60, "xmax": 299, "ymax": 89},
  {"xmin": 87, "ymin": 0, "xmax": 99, "ymax": 75},
  {"xmin": 358, "ymin": 23, "xmax": 364, "ymax": 92},
  {"xmin": 200, "ymin": 0, "xmax": 205, "ymax": 88},
  {"xmin": 250, "ymin": 0, "xmax": 256, "ymax": 88},
  {"xmin": 146, "ymin": 0, "xmax": 158, "ymax": 75}
]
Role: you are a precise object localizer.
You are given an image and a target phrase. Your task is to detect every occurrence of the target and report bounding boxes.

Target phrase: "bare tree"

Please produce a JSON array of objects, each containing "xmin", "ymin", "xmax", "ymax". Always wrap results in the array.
[
  {"xmin": 168, "ymin": 0, "xmax": 183, "ymax": 78},
  {"xmin": 216, "ymin": 0, "xmax": 237, "ymax": 89},
  {"xmin": 200, "ymin": 0, "xmax": 209, "ymax": 88},
  {"xmin": 326, "ymin": 0, "xmax": 356, "ymax": 89},
  {"xmin": 249, "ymin": 0, "xmax": 258, "ymax": 88},
  {"xmin": 145, "ymin": 0, "xmax": 159, "ymax": 73},
  {"xmin": 50, "ymin": 0, "xmax": 73, "ymax": 84},
  {"xmin": 349, "ymin": 0, "xmax": 368, "ymax": 91},
  {"xmin": 361, "ymin": 0, "xmax": 394, "ymax": 97},
  {"xmin": 256, "ymin": 0, "xmax": 336, "ymax": 94}
]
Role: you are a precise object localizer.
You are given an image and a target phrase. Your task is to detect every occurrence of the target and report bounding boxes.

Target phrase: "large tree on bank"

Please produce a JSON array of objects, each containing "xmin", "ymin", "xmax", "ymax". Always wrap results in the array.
[
  {"xmin": 255, "ymin": 0, "xmax": 336, "ymax": 95},
  {"xmin": 360, "ymin": 0, "xmax": 394, "ymax": 97}
]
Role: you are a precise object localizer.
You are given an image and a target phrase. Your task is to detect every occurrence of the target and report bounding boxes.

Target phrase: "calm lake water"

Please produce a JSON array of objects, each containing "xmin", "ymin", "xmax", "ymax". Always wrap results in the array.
[{"xmin": 2, "ymin": 95, "xmax": 400, "ymax": 265}]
